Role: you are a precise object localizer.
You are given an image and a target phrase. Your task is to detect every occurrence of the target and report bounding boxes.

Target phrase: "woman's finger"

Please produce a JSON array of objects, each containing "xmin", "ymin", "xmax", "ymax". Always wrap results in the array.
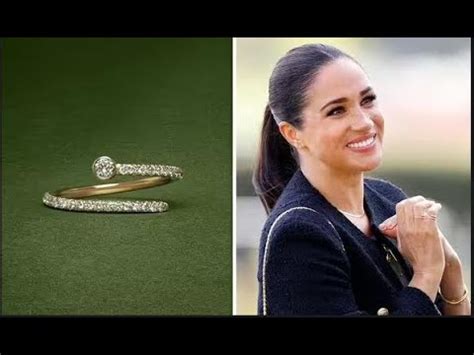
[
  {"xmin": 378, "ymin": 200, "xmax": 441, "ymax": 239},
  {"xmin": 423, "ymin": 202, "xmax": 442, "ymax": 219},
  {"xmin": 381, "ymin": 224, "xmax": 398, "ymax": 239},
  {"xmin": 379, "ymin": 214, "xmax": 397, "ymax": 230}
]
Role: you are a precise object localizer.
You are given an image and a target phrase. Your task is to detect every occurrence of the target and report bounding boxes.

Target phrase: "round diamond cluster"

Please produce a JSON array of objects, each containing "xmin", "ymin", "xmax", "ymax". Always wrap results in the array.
[{"xmin": 92, "ymin": 156, "xmax": 117, "ymax": 180}]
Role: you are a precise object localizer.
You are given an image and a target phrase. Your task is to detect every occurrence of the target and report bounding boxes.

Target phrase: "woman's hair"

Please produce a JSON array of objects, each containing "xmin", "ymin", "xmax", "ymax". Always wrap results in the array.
[{"xmin": 253, "ymin": 44, "xmax": 356, "ymax": 213}]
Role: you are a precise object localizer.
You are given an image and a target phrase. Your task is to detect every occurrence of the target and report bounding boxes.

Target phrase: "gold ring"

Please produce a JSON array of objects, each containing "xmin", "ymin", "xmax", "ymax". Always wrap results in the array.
[{"xmin": 42, "ymin": 156, "xmax": 183, "ymax": 213}]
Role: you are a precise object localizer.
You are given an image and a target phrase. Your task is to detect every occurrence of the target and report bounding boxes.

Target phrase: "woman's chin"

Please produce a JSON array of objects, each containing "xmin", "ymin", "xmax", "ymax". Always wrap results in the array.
[{"xmin": 351, "ymin": 155, "xmax": 383, "ymax": 172}]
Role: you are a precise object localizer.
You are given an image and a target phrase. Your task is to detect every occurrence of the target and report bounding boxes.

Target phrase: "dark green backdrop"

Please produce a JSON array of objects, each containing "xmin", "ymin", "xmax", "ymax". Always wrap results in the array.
[{"xmin": 1, "ymin": 38, "xmax": 232, "ymax": 315}]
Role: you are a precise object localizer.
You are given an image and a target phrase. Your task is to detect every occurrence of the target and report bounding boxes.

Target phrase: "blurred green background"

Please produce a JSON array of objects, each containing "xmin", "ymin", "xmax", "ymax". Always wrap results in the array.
[
  {"xmin": 235, "ymin": 38, "xmax": 471, "ymax": 315},
  {"xmin": 1, "ymin": 38, "xmax": 232, "ymax": 315}
]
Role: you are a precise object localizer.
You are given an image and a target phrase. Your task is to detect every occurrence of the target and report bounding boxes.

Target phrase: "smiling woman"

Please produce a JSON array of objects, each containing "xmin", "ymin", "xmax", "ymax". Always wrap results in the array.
[{"xmin": 253, "ymin": 43, "xmax": 470, "ymax": 316}]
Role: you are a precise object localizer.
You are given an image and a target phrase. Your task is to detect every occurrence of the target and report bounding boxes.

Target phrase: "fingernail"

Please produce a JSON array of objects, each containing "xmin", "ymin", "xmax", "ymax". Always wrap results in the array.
[{"xmin": 380, "ymin": 223, "xmax": 394, "ymax": 230}]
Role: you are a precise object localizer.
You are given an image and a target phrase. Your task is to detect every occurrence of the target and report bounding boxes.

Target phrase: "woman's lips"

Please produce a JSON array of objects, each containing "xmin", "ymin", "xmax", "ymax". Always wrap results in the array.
[{"xmin": 346, "ymin": 134, "xmax": 377, "ymax": 152}]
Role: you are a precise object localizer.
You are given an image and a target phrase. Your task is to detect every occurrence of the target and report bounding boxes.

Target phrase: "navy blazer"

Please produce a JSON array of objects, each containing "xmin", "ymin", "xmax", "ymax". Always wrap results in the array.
[{"xmin": 257, "ymin": 170, "xmax": 443, "ymax": 316}]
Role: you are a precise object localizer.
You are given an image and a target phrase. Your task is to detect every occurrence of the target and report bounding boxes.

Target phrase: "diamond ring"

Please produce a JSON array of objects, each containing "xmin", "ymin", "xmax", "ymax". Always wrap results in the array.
[
  {"xmin": 42, "ymin": 156, "xmax": 183, "ymax": 213},
  {"xmin": 415, "ymin": 209, "xmax": 437, "ymax": 220}
]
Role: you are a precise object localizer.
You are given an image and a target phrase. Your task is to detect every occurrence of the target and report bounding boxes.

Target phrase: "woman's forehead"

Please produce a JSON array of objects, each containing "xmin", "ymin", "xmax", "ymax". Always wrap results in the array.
[{"xmin": 307, "ymin": 58, "xmax": 372, "ymax": 104}]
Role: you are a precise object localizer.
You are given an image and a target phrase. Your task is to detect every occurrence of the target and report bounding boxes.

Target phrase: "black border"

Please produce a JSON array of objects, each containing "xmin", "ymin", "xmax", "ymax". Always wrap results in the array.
[{"xmin": 0, "ymin": 33, "xmax": 472, "ymax": 351}]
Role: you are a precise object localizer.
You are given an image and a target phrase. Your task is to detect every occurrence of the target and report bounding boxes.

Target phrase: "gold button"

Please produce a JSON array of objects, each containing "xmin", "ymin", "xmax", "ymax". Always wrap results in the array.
[{"xmin": 377, "ymin": 307, "xmax": 389, "ymax": 316}]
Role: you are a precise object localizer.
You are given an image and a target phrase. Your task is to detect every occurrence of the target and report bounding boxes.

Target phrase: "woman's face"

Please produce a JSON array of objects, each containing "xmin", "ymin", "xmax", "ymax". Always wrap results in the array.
[{"xmin": 297, "ymin": 57, "xmax": 384, "ymax": 174}]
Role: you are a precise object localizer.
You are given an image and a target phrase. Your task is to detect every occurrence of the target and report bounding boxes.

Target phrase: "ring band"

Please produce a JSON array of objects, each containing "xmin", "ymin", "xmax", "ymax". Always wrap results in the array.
[
  {"xmin": 414, "ymin": 206, "xmax": 438, "ymax": 220},
  {"xmin": 415, "ymin": 212, "xmax": 437, "ymax": 220},
  {"xmin": 42, "ymin": 156, "xmax": 183, "ymax": 213},
  {"xmin": 92, "ymin": 156, "xmax": 183, "ymax": 181}
]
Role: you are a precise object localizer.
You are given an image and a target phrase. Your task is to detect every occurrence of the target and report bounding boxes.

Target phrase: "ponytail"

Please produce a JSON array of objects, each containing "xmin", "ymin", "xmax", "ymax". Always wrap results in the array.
[
  {"xmin": 253, "ymin": 104, "xmax": 298, "ymax": 214},
  {"xmin": 254, "ymin": 44, "xmax": 352, "ymax": 213}
]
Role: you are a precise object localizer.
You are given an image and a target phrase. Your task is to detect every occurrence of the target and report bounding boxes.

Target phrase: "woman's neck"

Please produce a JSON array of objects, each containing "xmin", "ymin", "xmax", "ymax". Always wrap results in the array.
[{"xmin": 300, "ymin": 161, "xmax": 365, "ymax": 215}]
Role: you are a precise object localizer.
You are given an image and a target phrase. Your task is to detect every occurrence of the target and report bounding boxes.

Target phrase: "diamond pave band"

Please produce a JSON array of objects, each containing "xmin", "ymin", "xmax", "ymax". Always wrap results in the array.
[
  {"xmin": 92, "ymin": 156, "xmax": 183, "ymax": 181},
  {"xmin": 43, "ymin": 156, "xmax": 183, "ymax": 213}
]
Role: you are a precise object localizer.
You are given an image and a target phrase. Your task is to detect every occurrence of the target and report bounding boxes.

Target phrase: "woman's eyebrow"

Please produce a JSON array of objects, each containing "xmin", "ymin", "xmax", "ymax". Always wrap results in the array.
[
  {"xmin": 320, "ymin": 86, "xmax": 373, "ymax": 112},
  {"xmin": 360, "ymin": 86, "xmax": 373, "ymax": 97}
]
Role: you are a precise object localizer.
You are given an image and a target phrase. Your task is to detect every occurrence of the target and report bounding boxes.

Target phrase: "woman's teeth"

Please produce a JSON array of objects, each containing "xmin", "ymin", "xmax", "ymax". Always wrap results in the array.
[{"xmin": 347, "ymin": 135, "xmax": 375, "ymax": 148}]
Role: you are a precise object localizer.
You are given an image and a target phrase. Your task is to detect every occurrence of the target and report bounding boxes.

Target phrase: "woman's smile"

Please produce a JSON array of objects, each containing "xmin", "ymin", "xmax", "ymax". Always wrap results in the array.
[{"xmin": 346, "ymin": 133, "xmax": 377, "ymax": 153}]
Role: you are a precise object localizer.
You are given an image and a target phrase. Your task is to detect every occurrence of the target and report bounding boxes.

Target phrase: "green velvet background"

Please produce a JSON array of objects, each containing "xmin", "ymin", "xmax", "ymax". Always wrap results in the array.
[{"xmin": 1, "ymin": 38, "xmax": 232, "ymax": 315}]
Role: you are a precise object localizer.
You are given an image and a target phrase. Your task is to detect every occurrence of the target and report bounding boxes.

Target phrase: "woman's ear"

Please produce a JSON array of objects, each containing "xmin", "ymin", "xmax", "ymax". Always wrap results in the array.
[{"xmin": 278, "ymin": 121, "xmax": 303, "ymax": 149}]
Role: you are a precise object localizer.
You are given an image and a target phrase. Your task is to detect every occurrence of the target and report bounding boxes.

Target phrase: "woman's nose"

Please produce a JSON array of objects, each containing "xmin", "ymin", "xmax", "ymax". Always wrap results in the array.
[{"xmin": 351, "ymin": 109, "xmax": 375, "ymax": 131}]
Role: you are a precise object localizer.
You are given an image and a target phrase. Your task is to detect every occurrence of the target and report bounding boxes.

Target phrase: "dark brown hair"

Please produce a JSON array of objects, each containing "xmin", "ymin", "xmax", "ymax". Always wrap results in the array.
[{"xmin": 253, "ymin": 44, "xmax": 355, "ymax": 213}]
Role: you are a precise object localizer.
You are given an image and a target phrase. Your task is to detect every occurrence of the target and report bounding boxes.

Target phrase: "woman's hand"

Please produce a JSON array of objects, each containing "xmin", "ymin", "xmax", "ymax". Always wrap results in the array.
[
  {"xmin": 379, "ymin": 196, "xmax": 445, "ymax": 301},
  {"xmin": 379, "ymin": 210, "xmax": 471, "ymax": 315},
  {"xmin": 438, "ymin": 230, "xmax": 461, "ymax": 267},
  {"xmin": 379, "ymin": 198, "xmax": 470, "ymax": 314},
  {"xmin": 379, "ymin": 209, "xmax": 459, "ymax": 266}
]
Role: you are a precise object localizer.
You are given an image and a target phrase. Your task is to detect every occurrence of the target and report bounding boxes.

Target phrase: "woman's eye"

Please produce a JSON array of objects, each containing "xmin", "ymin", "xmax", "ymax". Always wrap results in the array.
[
  {"xmin": 327, "ymin": 106, "xmax": 345, "ymax": 116},
  {"xmin": 362, "ymin": 94, "xmax": 377, "ymax": 106}
]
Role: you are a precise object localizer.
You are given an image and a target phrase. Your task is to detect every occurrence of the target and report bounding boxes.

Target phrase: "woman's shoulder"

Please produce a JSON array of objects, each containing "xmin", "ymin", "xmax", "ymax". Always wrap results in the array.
[
  {"xmin": 364, "ymin": 176, "xmax": 408, "ymax": 203},
  {"xmin": 267, "ymin": 205, "xmax": 334, "ymax": 230},
  {"xmin": 258, "ymin": 204, "xmax": 347, "ymax": 274},
  {"xmin": 262, "ymin": 204, "xmax": 342, "ymax": 249}
]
